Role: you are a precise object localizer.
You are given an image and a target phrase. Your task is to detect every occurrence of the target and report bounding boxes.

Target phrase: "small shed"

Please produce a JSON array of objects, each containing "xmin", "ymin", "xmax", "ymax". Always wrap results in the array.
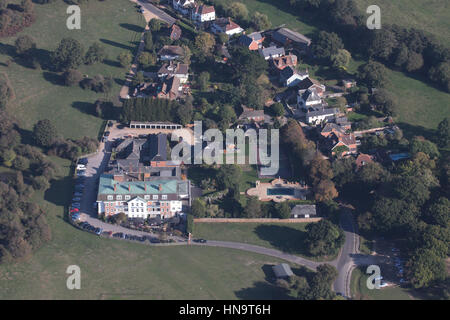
[
  {"xmin": 272, "ymin": 263, "xmax": 294, "ymax": 279},
  {"xmin": 291, "ymin": 204, "xmax": 316, "ymax": 218}
]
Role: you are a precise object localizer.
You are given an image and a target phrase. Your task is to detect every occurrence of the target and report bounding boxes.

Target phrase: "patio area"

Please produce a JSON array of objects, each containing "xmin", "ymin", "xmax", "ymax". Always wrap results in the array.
[{"xmin": 246, "ymin": 178, "xmax": 308, "ymax": 202}]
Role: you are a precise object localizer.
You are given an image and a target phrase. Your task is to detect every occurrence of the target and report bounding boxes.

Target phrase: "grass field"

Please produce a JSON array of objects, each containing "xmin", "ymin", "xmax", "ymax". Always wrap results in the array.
[
  {"xmin": 350, "ymin": 266, "xmax": 413, "ymax": 300},
  {"xmin": 193, "ymin": 222, "xmax": 336, "ymax": 261},
  {"xmin": 355, "ymin": 0, "xmax": 450, "ymax": 44},
  {"xmin": 0, "ymin": 158, "xmax": 295, "ymax": 300},
  {"xmin": 0, "ymin": 0, "xmax": 145, "ymax": 140}
]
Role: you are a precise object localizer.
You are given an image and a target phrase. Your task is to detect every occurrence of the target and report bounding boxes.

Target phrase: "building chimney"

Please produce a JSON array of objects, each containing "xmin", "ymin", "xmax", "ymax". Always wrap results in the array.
[
  {"xmin": 144, "ymin": 184, "xmax": 147, "ymax": 192},
  {"xmin": 128, "ymin": 184, "xmax": 131, "ymax": 191},
  {"xmin": 158, "ymin": 184, "xmax": 162, "ymax": 191},
  {"xmin": 114, "ymin": 184, "xmax": 117, "ymax": 192}
]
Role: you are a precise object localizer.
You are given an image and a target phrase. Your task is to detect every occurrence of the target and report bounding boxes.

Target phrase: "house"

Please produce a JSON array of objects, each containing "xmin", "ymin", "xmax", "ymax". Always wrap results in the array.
[
  {"xmin": 355, "ymin": 153, "xmax": 374, "ymax": 169},
  {"xmin": 305, "ymin": 106, "xmax": 339, "ymax": 125},
  {"xmin": 211, "ymin": 17, "xmax": 243, "ymax": 36},
  {"xmin": 329, "ymin": 132, "xmax": 357, "ymax": 157},
  {"xmin": 272, "ymin": 263, "xmax": 294, "ymax": 279},
  {"xmin": 272, "ymin": 27, "xmax": 311, "ymax": 51},
  {"xmin": 191, "ymin": 4, "xmax": 215, "ymax": 22},
  {"xmin": 96, "ymin": 174, "xmax": 190, "ymax": 219},
  {"xmin": 167, "ymin": 24, "xmax": 182, "ymax": 41},
  {"xmin": 259, "ymin": 46, "xmax": 285, "ymax": 60},
  {"xmin": 320, "ymin": 122, "xmax": 346, "ymax": 138},
  {"xmin": 172, "ymin": 0, "xmax": 195, "ymax": 15},
  {"xmin": 157, "ymin": 76, "xmax": 181, "ymax": 100},
  {"xmin": 271, "ymin": 54, "xmax": 298, "ymax": 70},
  {"xmin": 296, "ymin": 77, "xmax": 326, "ymax": 97},
  {"xmin": 239, "ymin": 32, "xmax": 264, "ymax": 50},
  {"xmin": 157, "ymin": 45, "xmax": 185, "ymax": 61},
  {"xmin": 342, "ymin": 79, "xmax": 357, "ymax": 89},
  {"xmin": 239, "ymin": 107, "xmax": 265, "ymax": 123},
  {"xmin": 109, "ymin": 134, "xmax": 181, "ymax": 181},
  {"xmin": 158, "ymin": 61, "xmax": 189, "ymax": 83},
  {"xmin": 291, "ymin": 204, "xmax": 316, "ymax": 218},
  {"xmin": 298, "ymin": 88, "xmax": 323, "ymax": 108},
  {"xmin": 335, "ymin": 116, "xmax": 352, "ymax": 131},
  {"xmin": 279, "ymin": 66, "xmax": 308, "ymax": 87}
]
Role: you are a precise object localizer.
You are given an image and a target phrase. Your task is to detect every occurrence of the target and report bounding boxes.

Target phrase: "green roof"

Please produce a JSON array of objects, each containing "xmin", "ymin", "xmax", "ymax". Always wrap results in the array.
[{"xmin": 98, "ymin": 174, "xmax": 185, "ymax": 195}]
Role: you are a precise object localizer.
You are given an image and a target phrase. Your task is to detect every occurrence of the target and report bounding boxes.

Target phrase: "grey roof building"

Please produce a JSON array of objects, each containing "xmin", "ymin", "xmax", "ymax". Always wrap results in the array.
[
  {"xmin": 272, "ymin": 27, "xmax": 311, "ymax": 50},
  {"xmin": 291, "ymin": 204, "xmax": 317, "ymax": 218},
  {"xmin": 272, "ymin": 263, "xmax": 294, "ymax": 278},
  {"xmin": 259, "ymin": 46, "xmax": 285, "ymax": 60}
]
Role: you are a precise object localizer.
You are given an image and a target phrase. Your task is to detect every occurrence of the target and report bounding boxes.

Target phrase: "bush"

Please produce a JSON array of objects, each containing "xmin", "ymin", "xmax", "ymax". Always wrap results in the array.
[{"xmin": 63, "ymin": 69, "xmax": 83, "ymax": 86}]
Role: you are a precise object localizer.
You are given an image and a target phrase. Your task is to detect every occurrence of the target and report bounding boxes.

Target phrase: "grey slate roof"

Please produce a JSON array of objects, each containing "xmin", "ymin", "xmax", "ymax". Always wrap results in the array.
[
  {"xmin": 291, "ymin": 204, "xmax": 317, "ymax": 217},
  {"xmin": 273, "ymin": 28, "xmax": 311, "ymax": 47},
  {"xmin": 272, "ymin": 263, "xmax": 294, "ymax": 278},
  {"xmin": 260, "ymin": 46, "xmax": 285, "ymax": 59}
]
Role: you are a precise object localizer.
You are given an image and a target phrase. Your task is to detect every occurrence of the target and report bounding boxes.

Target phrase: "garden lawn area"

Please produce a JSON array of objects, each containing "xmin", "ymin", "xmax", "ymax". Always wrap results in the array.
[
  {"xmin": 354, "ymin": 0, "xmax": 450, "ymax": 44},
  {"xmin": 0, "ymin": 157, "xmax": 292, "ymax": 300},
  {"xmin": 193, "ymin": 222, "xmax": 335, "ymax": 261},
  {"xmin": 0, "ymin": 0, "xmax": 145, "ymax": 140},
  {"xmin": 350, "ymin": 266, "xmax": 413, "ymax": 300},
  {"xmin": 213, "ymin": 0, "xmax": 319, "ymax": 37}
]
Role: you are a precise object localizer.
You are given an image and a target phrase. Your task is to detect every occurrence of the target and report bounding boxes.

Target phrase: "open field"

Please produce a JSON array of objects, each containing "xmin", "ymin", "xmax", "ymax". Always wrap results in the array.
[
  {"xmin": 0, "ymin": 0, "xmax": 145, "ymax": 139},
  {"xmin": 193, "ymin": 222, "xmax": 336, "ymax": 261},
  {"xmin": 350, "ymin": 266, "xmax": 413, "ymax": 300},
  {"xmin": 355, "ymin": 0, "xmax": 450, "ymax": 44},
  {"xmin": 0, "ymin": 158, "xmax": 293, "ymax": 300}
]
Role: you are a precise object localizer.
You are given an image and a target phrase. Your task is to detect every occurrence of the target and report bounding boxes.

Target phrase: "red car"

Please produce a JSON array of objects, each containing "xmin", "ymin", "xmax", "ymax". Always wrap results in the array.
[{"xmin": 70, "ymin": 208, "xmax": 79, "ymax": 213}]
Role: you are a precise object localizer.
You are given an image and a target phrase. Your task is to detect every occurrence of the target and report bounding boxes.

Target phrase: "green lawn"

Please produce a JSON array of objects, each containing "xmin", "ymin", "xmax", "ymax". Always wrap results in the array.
[
  {"xmin": 355, "ymin": 0, "xmax": 450, "ymax": 44},
  {"xmin": 193, "ymin": 222, "xmax": 336, "ymax": 261},
  {"xmin": 0, "ymin": 158, "xmax": 293, "ymax": 300},
  {"xmin": 0, "ymin": 0, "xmax": 145, "ymax": 139},
  {"xmin": 350, "ymin": 266, "xmax": 413, "ymax": 300}
]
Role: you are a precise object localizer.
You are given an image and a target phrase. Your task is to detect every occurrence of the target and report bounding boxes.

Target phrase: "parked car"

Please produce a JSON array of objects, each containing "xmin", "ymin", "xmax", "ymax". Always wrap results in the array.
[
  {"xmin": 74, "ymin": 192, "xmax": 82, "ymax": 197},
  {"xmin": 379, "ymin": 282, "xmax": 389, "ymax": 288},
  {"xmin": 150, "ymin": 238, "xmax": 160, "ymax": 243},
  {"xmin": 194, "ymin": 239, "xmax": 207, "ymax": 243},
  {"xmin": 72, "ymin": 197, "xmax": 81, "ymax": 201},
  {"xmin": 78, "ymin": 158, "xmax": 88, "ymax": 165},
  {"xmin": 77, "ymin": 164, "xmax": 86, "ymax": 170}
]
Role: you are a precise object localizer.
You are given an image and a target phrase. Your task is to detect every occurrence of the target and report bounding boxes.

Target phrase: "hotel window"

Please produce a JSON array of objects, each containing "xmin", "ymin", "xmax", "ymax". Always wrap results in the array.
[
  {"xmin": 107, "ymin": 195, "xmax": 113, "ymax": 200},
  {"xmin": 117, "ymin": 195, "xmax": 122, "ymax": 200},
  {"xmin": 153, "ymin": 195, "xmax": 158, "ymax": 200},
  {"xmin": 125, "ymin": 195, "xmax": 131, "ymax": 200},
  {"xmin": 144, "ymin": 195, "xmax": 150, "ymax": 200},
  {"xmin": 162, "ymin": 195, "xmax": 167, "ymax": 200}
]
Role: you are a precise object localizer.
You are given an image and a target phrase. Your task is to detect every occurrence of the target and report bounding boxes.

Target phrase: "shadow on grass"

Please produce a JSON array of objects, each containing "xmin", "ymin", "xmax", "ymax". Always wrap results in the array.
[
  {"xmin": 396, "ymin": 122, "xmax": 437, "ymax": 141},
  {"xmin": 72, "ymin": 101, "xmax": 95, "ymax": 116},
  {"xmin": 103, "ymin": 59, "xmax": 122, "ymax": 68},
  {"xmin": 100, "ymin": 39, "xmax": 134, "ymax": 51},
  {"xmin": 44, "ymin": 175, "xmax": 73, "ymax": 207},
  {"xmin": 254, "ymin": 224, "xmax": 309, "ymax": 256},
  {"xmin": 42, "ymin": 71, "xmax": 64, "ymax": 86},
  {"xmin": 120, "ymin": 23, "xmax": 145, "ymax": 33},
  {"xmin": 234, "ymin": 276, "xmax": 293, "ymax": 300}
]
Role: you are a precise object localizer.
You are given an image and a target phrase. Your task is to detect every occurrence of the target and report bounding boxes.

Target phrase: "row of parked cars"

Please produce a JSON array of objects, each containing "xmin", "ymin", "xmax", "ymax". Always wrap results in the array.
[
  {"xmin": 79, "ymin": 222, "xmax": 103, "ymax": 235},
  {"xmin": 69, "ymin": 158, "xmax": 88, "ymax": 219}
]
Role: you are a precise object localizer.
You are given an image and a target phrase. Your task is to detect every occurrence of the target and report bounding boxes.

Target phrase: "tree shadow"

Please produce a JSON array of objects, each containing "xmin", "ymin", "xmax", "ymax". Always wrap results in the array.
[
  {"xmin": 234, "ymin": 281, "xmax": 293, "ymax": 300},
  {"xmin": 100, "ymin": 38, "xmax": 134, "ymax": 51},
  {"xmin": 254, "ymin": 224, "xmax": 309, "ymax": 256},
  {"xmin": 42, "ymin": 71, "xmax": 64, "ymax": 86},
  {"xmin": 15, "ymin": 125, "xmax": 35, "ymax": 146},
  {"xmin": 72, "ymin": 101, "xmax": 95, "ymax": 116},
  {"xmin": 44, "ymin": 175, "xmax": 73, "ymax": 207},
  {"xmin": 114, "ymin": 78, "xmax": 125, "ymax": 86},
  {"xmin": 120, "ymin": 23, "xmax": 145, "ymax": 33},
  {"xmin": 0, "ymin": 42, "xmax": 16, "ymax": 57},
  {"xmin": 396, "ymin": 122, "xmax": 437, "ymax": 141},
  {"xmin": 103, "ymin": 59, "xmax": 122, "ymax": 68}
]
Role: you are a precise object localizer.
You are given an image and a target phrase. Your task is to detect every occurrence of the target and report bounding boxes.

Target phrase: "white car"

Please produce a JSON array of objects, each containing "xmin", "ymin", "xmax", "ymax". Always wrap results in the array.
[
  {"xmin": 77, "ymin": 164, "xmax": 86, "ymax": 170},
  {"xmin": 379, "ymin": 282, "xmax": 389, "ymax": 288}
]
